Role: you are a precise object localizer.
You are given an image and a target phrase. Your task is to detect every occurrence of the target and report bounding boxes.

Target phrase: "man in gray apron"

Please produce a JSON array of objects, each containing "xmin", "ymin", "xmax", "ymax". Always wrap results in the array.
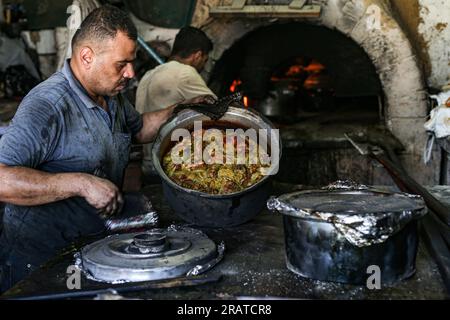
[{"xmin": 0, "ymin": 6, "xmax": 175, "ymax": 292}]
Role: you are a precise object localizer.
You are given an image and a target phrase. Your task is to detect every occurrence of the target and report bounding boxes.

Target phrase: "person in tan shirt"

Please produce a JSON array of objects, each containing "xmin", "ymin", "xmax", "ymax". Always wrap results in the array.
[{"xmin": 136, "ymin": 27, "xmax": 217, "ymax": 177}]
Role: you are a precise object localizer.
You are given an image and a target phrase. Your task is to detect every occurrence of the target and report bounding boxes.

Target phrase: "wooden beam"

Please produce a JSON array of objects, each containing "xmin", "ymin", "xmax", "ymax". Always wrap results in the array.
[
  {"xmin": 210, "ymin": 5, "xmax": 321, "ymax": 19},
  {"xmin": 289, "ymin": 0, "xmax": 308, "ymax": 9},
  {"xmin": 231, "ymin": 0, "xmax": 246, "ymax": 9}
]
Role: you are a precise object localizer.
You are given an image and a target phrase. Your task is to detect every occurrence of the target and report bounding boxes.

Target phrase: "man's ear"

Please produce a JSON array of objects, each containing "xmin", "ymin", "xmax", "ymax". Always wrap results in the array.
[
  {"xmin": 79, "ymin": 46, "xmax": 94, "ymax": 69},
  {"xmin": 193, "ymin": 50, "xmax": 203, "ymax": 61}
]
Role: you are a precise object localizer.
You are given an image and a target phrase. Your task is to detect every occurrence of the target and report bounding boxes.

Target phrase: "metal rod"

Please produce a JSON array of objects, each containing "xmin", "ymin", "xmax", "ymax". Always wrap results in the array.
[
  {"xmin": 345, "ymin": 134, "xmax": 450, "ymax": 226},
  {"xmin": 3, "ymin": 274, "xmax": 222, "ymax": 300},
  {"xmin": 440, "ymin": 148, "xmax": 449, "ymax": 185},
  {"xmin": 419, "ymin": 215, "xmax": 450, "ymax": 294},
  {"xmin": 137, "ymin": 36, "xmax": 165, "ymax": 65},
  {"xmin": 344, "ymin": 133, "xmax": 367, "ymax": 155},
  {"xmin": 345, "ymin": 134, "xmax": 450, "ymax": 292},
  {"xmin": 373, "ymin": 153, "xmax": 450, "ymax": 226}
]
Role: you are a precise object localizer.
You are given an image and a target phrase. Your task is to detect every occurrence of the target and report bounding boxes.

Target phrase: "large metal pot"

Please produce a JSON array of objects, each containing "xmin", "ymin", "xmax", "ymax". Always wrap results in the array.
[
  {"xmin": 282, "ymin": 215, "xmax": 419, "ymax": 286},
  {"xmin": 268, "ymin": 182, "xmax": 427, "ymax": 285},
  {"xmin": 152, "ymin": 106, "xmax": 282, "ymax": 227}
]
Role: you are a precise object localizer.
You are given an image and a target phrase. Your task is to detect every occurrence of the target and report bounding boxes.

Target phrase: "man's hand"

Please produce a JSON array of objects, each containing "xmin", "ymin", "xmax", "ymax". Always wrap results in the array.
[
  {"xmin": 79, "ymin": 174, "xmax": 124, "ymax": 218},
  {"xmin": 0, "ymin": 164, "xmax": 123, "ymax": 215}
]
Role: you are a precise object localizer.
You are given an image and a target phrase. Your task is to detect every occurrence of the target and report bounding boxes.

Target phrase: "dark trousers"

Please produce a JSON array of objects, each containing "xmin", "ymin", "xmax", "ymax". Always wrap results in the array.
[{"xmin": 0, "ymin": 249, "xmax": 38, "ymax": 294}]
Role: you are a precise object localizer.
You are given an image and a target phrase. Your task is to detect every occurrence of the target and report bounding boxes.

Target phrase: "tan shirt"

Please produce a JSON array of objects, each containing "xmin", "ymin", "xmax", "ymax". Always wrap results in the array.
[
  {"xmin": 135, "ymin": 60, "xmax": 216, "ymax": 171},
  {"xmin": 136, "ymin": 60, "xmax": 216, "ymax": 113}
]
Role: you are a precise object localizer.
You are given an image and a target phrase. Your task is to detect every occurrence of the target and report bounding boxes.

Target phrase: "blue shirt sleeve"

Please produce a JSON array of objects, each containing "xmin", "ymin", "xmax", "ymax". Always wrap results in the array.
[
  {"xmin": 121, "ymin": 95, "xmax": 143, "ymax": 137},
  {"xmin": 0, "ymin": 97, "xmax": 61, "ymax": 168}
]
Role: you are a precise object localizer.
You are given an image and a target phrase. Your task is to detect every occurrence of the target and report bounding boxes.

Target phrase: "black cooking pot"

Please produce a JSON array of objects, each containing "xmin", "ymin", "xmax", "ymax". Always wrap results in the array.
[
  {"xmin": 268, "ymin": 183, "xmax": 427, "ymax": 285},
  {"xmin": 152, "ymin": 106, "xmax": 282, "ymax": 227},
  {"xmin": 283, "ymin": 215, "xmax": 419, "ymax": 285}
]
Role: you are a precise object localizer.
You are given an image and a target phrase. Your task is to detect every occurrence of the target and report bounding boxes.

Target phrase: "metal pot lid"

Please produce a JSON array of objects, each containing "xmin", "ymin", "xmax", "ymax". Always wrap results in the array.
[
  {"xmin": 79, "ymin": 226, "xmax": 219, "ymax": 283},
  {"xmin": 267, "ymin": 180, "xmax": 427, "ymax": 247},
  {"xmin": 274, "ymin": 189, "xmax": 424, "ymax": 215}
]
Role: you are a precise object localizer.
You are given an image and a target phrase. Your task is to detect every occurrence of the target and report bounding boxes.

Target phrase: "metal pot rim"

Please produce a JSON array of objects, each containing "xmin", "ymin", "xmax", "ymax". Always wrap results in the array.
[
  {"xmin": 270, "ymin": 187, "xmax": 427, "ymax": 218},
  {"xmin": 152, "ymin": 106, "xmax": 282, "ymax": 199}
]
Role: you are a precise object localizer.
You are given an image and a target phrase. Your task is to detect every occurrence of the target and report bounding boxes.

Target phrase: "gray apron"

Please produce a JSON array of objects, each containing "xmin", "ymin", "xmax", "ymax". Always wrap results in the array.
[{"xmin": 0, "ymin": 95, "xmax": 132, "ymax": 293}]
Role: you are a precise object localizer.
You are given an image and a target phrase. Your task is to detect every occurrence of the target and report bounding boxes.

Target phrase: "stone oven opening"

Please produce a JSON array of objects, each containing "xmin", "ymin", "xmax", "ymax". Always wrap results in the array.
[
  {"xmin": 210, "ymin": 23, "xmax": 382, "ymax": 112},
  {"xmin": 208, "ymin": 22, "xmax": 401, "ymax": 186}
]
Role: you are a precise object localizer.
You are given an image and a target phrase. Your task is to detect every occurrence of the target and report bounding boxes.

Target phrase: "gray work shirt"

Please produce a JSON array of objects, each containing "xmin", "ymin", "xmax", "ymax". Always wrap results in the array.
[{"xmin": 0, "ymin": 60, "xmax": 143, "ymax": 271}]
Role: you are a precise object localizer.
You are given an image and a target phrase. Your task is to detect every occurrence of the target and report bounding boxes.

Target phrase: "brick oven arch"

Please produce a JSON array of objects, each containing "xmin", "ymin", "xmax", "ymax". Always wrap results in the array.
[{"xmin": 200, "ymin": 0, "xmax": 433, "ymax": 183}]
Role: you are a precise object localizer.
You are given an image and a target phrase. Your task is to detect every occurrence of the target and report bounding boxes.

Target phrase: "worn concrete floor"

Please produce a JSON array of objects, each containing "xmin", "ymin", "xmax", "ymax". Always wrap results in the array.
[{"xmin": 2, "ymin": 182, "xmax": 448, "ymax": 300}]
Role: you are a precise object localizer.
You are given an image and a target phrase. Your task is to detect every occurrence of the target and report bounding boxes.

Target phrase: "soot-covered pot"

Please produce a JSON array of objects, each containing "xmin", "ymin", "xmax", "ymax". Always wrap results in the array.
[
  {"xmin": 267, "ymin": 181, "xmax": 427, "ymax": 285},
  {"xmin": 152, "ymin": 106, "xmax": 282, "ymax": 228}
]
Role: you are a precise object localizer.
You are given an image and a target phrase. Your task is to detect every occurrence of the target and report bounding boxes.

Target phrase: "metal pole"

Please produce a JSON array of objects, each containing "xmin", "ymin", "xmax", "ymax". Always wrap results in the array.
[
  {"xmin": 3, "ymin": 274, "xmax": 222, "ymax": 300},
  {"xmin": 137, "ymin": 36, "xmax": 165, "ymax": 65},
  {"xmin": 439, "ymin": 148, "xmax": 449, "ymax": 185}
]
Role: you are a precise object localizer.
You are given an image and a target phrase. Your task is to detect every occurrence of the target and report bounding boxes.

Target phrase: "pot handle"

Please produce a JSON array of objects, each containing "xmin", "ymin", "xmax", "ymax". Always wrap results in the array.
[{"xmin": 324, "ymin": 180, "xmax": 370, "ymax": 191}]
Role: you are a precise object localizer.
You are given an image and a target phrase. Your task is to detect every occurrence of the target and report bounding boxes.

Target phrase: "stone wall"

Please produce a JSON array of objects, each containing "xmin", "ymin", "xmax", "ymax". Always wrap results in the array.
[
  {"xmin": 131, "ymin": 0, "xmax": 446, "ymax": 185},
  {"xmin": 195, "ymin": 0, "xmax": 439, "ymax": 185},
  {"xmin": 390, "ymin": 0, "xmax": 450, "ymax": 89}
]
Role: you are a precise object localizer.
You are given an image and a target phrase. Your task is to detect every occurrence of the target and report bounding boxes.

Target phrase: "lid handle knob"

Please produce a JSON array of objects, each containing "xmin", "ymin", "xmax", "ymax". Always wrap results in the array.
[{"xmin": 132, "ymin": 231, "xmax": 168, "ymax": 253}]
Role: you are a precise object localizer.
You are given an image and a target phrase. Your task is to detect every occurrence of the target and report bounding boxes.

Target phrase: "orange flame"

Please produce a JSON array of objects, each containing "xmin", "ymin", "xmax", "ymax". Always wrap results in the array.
[
  {"xmin": 243, "ymin": 96, "xmax": 249, "ymax": 108},
  {"xmin": 285, "ymin": 65, "xmax": 303, "ymax": 77},
  {"xmin": 304, "ymin": 74, "xmax": 321, "ymax": 89},
  {"xmin": 303, "ymin": 60, "xmax": 325, "ymax": 73},
  {"xmin": 230, "ymin": 79, "xmax": 242, "ymax": 93}
]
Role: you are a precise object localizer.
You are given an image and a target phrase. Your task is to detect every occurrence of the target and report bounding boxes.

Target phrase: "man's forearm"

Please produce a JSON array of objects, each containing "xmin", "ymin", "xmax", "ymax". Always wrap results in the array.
[
  {"xmin": 134, "ymin": 105, "xmax": 175, "ymax": 144},
  {"xmin": 0, "ymin": 165, "xmax": 86, "ymax": 206}
]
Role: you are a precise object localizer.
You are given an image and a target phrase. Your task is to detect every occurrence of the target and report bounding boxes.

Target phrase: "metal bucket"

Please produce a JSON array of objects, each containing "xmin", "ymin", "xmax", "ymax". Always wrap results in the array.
[{"xmin": 152, "ymin": 106, "xmax": 282, "ymax": 227}]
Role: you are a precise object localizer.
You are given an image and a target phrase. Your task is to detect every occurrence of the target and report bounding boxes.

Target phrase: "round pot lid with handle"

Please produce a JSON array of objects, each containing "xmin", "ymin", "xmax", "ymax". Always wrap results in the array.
[{"xmin": 79, "ymin": 226, "xmax": 221, "ymax": 283}]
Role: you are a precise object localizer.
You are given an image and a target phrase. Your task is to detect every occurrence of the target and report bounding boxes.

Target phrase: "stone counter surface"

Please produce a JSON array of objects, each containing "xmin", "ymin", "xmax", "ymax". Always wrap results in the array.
[{"xmin": 1, "ymin": 183, "xmax": 448, "ymax": 300}]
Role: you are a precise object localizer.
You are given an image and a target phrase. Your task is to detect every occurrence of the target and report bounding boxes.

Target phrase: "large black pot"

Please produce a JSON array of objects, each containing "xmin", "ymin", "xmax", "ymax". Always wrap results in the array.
[
  {"xmin": 283, "ymin": 216, "xmax": 419, "ymax": 285},
  {"xmin": 153, "ymin": 106, "xmax": 282, "ymax": 228},
  {"xmin": 161, "ymin": 178, "xmax": 273, "ymax": 228},
  {"xmin": 268, "ymin": 184, "xmax": 427, "ymax": 285}
]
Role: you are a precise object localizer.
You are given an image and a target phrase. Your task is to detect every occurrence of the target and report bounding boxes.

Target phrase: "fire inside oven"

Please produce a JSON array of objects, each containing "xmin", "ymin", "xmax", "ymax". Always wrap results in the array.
[
  {"xmin": 228, "ymin": 57, "xmax": 334, "ymax": 117},
  {"xmin": 209, "ymin": 23, "xmax": 383, "ymax": 124},
  {"xmin": 207, "ymin": 23, "xmax": 394, "ymax": 186}
]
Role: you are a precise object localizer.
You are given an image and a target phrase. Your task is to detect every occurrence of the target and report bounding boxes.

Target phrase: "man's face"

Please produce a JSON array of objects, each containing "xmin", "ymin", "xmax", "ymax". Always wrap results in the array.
[
  {"xmin": 88, "ymin": 31, "xmax": 136, "ymax": 97},
  {"xmin": 193, "ymin": 51, "xmax": 209, "ymax": 73}
]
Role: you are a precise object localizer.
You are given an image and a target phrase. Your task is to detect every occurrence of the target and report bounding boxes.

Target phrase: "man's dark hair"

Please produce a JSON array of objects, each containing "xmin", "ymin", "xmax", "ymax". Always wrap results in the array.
[
  {"xmin": 171, "ymin": 27, "xmax": 213, "ymax": 58},
  {"xmin": 71, "ymin": 5, "xmax": 137, "ymax": 50}
]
